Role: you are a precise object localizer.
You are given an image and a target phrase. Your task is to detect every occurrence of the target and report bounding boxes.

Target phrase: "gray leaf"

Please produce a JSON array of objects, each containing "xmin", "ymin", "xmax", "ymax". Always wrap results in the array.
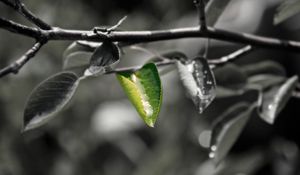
[
  {"xmin": 259, "ymin": 75, "xmax": 298, "ymax": 124},
  {"xmin": 63, "ymin": 41, "xmax": 96, "ymax": 70},
  {"xmin": 176, "ymin": 57, "xmax": 216, "ymax": 113},
  {"xmin": 214, "ymin": 63, "xmax": 248, "ymax": 90},
  {"xmin": 210, "ymin": 102, "xmax": 254, "ymax": 165},
  {"xmin": 206, "ymin": 0, "xmax": 233, "ymax": 26},
  {"xmin": 242, "ymin": 61, "xmax": 286, "ymax": 77},
  {"xmin": 23, "ymin": 72, "xmax": 81, "ymax": 131},
  {"xmin": 247, "ymin": 74, "xmax": 286, "ymax": 90},
  {"xmin": 274, "ymin": 0, "xmax": 300, "ymax": 25},
  {"xmin": 85, "ymin": 41, "xmax": 120, "ymax": 76},
  {"xmin": 146, "ymin": 51, "xmax": 187, "ymax": 75}
]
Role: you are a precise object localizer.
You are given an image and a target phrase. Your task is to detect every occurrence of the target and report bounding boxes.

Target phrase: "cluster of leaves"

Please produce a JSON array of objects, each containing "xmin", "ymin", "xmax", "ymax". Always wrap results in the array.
[
  {"xmin": 200, "ymin": 60, "xmax": 298, "ymax": 165},
  {"xmin": 23, "ymin": 39, "xmax": 217, "ymax": 130},
  {"xmin": 23, "ymin": 0, "xmax": 234, "ymax": 131},
  {"xmin": 21, "ymin": 0, "xmax": 300, "ymax": 167},
  {"xmin": 22, "ymin": 40, "xmax": 299, "ymax": 166}
]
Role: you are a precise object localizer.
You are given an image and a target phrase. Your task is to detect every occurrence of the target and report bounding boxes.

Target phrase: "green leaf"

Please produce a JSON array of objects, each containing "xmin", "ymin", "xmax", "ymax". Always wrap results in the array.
[
  {"xmin": 274, "ymin": 0, "xmax": 300, "ymax": 25},
  {"xmin": 259, "ymin": 75, "xmax": 298, "ymax": 124},
  {"xmin": 176, "ymin": 57, "xmax": 216, "ymax": 113},
  {"xmin": 116, "ymin": 63, "xmax": 162, "ymax": 127},
  {"xmin": 23, "ymin": 72, "xmax": 81, "ymax": 131},
  {"xmin": 62, "ymin": 41, "xmax": 95, "ymax": 70},
  {"xmin": 85, "ymin": 41, "xmax": 120, "ymax": 76},
  {"xmin": 210, "ymin": 102, "xmax": 254, "ymax": 165},
  {"xmin": 206, "ymin": 0, "xmax": 233, "ymax": 26}
]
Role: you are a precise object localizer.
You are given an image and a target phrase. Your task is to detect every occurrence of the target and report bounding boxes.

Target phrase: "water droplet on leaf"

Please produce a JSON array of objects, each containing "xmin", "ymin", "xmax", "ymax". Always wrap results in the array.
[{"xmin": 176, "ymin": 57, "xmax": 216, "ymax": 114}]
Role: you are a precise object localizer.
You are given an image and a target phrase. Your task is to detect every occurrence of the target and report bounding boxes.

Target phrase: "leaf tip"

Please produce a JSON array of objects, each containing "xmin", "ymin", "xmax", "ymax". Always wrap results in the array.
[
  {"xmin": 21, "ymin": 125, "xmax": 31, "ymax": 133},
  {"xmin": 146, "ymin": 120, "xmax": 156, "ymax": 128},
  {"xmin": 22, "ymin": 113, "xmax": 46, "ymax": 132},
  {"xmin": 260, "ymin": 113, "xmax": 275, "ymax": 125}
]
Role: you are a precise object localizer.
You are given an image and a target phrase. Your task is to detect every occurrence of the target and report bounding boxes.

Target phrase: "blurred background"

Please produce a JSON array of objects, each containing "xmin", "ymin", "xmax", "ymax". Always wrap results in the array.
[{"xmin": 1, "ymin": 0, "xmax": 300, "ymax": 174}]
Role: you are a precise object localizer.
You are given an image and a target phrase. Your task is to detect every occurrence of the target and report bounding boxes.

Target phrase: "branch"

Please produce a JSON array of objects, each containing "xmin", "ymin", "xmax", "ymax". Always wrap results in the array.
[
  {"xmin": 35, "ymin": 27, "xmax": 300, "ymax": 54},
  {"xmin": 194, "ymin": 0, "xmax": 207, "ymax": 30},
  {"xmin": 0, "ymin": 42, "xmax": 44, "ymax": 78},
  {"xmin": 1, "ymin": 17, "xmax": 300, "ymax": 53},
  {"xmin": 0, "ymin": 17, "xmax": 40, "ymax": 39},
  {"xmin": 208, "ymin": 45, "xmax": 253, "ymax": 65},
  {"xmin": 0, "ymin": 0, "xmax": 51, "ymax": 30},
  {"xmin": 2, "ymin": 0, "xmax": 300, "ymax": 78}
]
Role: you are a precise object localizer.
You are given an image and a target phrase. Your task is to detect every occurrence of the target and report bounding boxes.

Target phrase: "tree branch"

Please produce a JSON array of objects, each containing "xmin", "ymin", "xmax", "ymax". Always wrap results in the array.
[
  {"xmin": 208, "ymin": 45, "xmax": 253, "ymax": 65},
  {"xmin": 0, "ymin": 42, "xmax": 44, "ymax": 78},
  {"xmin": 194, "ymin": 0, "xmax": 207, "ymax": 31},
  {"xmin": 33, "ymin": 27, "xmax": 300, "ymax": 53},
  {"xmin": 1, "ymin": 0, "xmax": 300, "ymax": 78},
  {"xmin": 1, "ymin": 18, "xmax": 300, "ymax": 53},
  {"xmin": 0, "ymin": 0, "xmax": 52, "ymax": 30},
  {"xmin": 0, "ymin": 17, "xmax": 40, "ymax": 39}
]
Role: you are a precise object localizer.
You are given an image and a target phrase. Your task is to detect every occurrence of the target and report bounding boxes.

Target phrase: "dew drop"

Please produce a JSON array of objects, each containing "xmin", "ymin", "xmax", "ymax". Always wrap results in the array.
[
  {"xmin": 209, "ymin": 152, "xmax": 215, "ymax": 158},
  {"xmin": 198, "ymin": 130, "xmax": 212, "ymax": 148},
  {"xmin": 268, "ymin": 104, "xmax": 274, "ymax": 110},
  {"xmin": 211, "ymin": 145, "xmax": 217, "ymax": 151}
]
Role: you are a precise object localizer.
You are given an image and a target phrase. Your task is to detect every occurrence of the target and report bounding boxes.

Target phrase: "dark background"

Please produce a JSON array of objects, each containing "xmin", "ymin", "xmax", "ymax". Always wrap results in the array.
[{"xmin": 1, "ymin": 0, "xmax": 300, "ymax": 175}]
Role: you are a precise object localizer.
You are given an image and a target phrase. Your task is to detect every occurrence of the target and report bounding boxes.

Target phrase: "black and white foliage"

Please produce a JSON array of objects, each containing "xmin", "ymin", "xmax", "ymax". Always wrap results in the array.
[
  {"xmin": 62, "ymin": 41, "xmax": 96, "ymax": 70},
  {"xmin": 23, "ymin": 72, "xmax": 81, "ymax": 131},
  {"xmin": 209, "ymin": 102, "xmax": 253, "ymax": 165},
  {"xmin": 0, "ymin": 0, "xmax": 299, "ymax": 169},
  {"xmin": 176, "ymin": 57, "xmax": 216, "ymax": 113},
  {"xmin": 84, "ymin": 41, "xmax": 120, "ymax": 76},
  {"xmin": 259, "ymin": 76, "xmax": 298, "ymax": 124}
]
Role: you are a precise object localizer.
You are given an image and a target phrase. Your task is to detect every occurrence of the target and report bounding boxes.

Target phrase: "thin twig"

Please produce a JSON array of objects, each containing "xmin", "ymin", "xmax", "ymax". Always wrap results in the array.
[
  {"xmin": 107, "ymin": 15, "xmax": 128, "ymax": 32},
  {"xmin": 194, "ymin": 0, "xmax": 207, "ymax": 31},
  {"xmin": 208, "ymin": 45, "xmax": 253, "ymax": 65},
  {"xmin": 106, "ymin": 60, "xmax": 176, "ymax": 74},
  {"xmin": 0, "ymin": 0, "xmax": 51, "ymax": 30},
  {"xmin": 0, "ymin": 42, "xmax": 44, "ymax": 78}
]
